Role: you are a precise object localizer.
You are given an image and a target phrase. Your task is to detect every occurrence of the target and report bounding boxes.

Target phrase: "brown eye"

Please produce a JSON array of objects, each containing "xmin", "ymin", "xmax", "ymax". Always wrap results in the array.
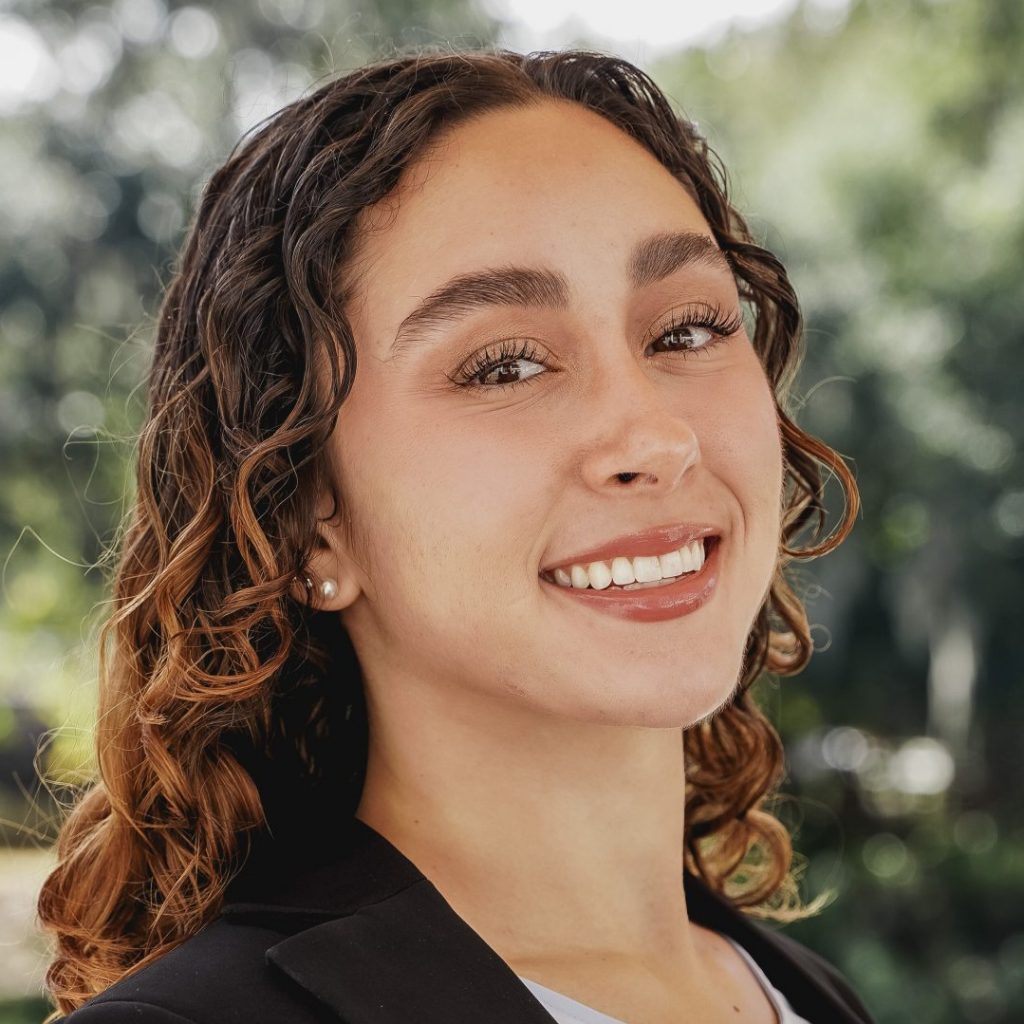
[
  {"xmin": 451, "ymin": 339, "xmax": 547, "ymax": 391},
  {"xmin": 643, "ymin": 301, "xmax": 744, "ymax": 359},
  {"xmin": 648, "ymin": 323, "xmax": 719, "ymax": 356}
]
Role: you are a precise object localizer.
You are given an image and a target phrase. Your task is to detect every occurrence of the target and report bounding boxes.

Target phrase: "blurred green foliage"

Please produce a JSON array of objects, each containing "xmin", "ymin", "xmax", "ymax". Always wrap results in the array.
[{"xmin": 1, "ymin": 0, "xmax": 1021, "ymax": 1021}]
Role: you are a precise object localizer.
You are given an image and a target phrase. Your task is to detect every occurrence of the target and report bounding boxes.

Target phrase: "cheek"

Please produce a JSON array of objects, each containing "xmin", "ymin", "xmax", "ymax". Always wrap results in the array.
[
  {"xmin": 741, "ymin": 383, "xmax": 784, "ymax": 508},
  {"xmin": 701, "ymin": 361, "xmax": 784, "ymax": 538},
  {"xmin": 334, "ymin": 376, "xmax": 544, "ymax": 603},
  {"xmin": 738, "ymin": 381, "xmax": 785, "ymax": 602}
]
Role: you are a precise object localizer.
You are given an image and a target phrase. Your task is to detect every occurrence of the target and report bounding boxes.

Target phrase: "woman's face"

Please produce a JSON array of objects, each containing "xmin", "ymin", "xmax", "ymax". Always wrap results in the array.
[{"xmin": 318, "ymin": 99, "xmax": 784, "ymax": 728}]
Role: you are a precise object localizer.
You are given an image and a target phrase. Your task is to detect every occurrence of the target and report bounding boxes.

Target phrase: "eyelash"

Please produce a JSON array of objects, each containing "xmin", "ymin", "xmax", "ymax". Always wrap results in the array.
[{"xmin": 449, "ymin": 301, "xmax": 745, "ymax": 392}]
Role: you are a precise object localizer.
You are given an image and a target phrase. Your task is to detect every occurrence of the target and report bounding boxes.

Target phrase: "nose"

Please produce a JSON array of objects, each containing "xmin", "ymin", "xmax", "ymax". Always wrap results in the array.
[{"xmin": 577, "ymin": 359, "xmax": 701, "ymax": 496}]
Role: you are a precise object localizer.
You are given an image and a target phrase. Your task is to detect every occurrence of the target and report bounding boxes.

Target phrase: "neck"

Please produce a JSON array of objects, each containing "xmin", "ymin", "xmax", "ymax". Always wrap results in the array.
[{"xmin": 353, "ymin": 673, "xmax": 699, "ymax": 970}]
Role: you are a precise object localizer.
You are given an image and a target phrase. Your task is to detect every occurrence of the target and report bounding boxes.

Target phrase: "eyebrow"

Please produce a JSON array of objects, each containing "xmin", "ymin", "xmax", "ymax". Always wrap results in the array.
[{"xmin": 386, "ymin": 230, "xmax": 734, "ymax": 362}]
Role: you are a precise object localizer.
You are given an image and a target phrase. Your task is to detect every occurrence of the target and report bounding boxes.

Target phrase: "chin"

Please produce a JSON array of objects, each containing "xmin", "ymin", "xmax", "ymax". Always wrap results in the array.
[{"xmin": 585, "ymin": 663, "xmax": 744, "ymax": 730}]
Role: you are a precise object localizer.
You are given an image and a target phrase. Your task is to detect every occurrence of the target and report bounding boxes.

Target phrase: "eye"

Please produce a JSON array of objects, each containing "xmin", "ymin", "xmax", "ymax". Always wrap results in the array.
[
  {"xmin": 640, "ymin": 300, "xmax": 746, "ymax": 362},
  {"xmin": 649, "ymin": 322, "xmax": 718, "ymax": 356},
  {"xmin": 449, "ymin": 301, "xmax": 743, "ymax": 392},
  {"xmin": 449, "ymin": 337, "xmax": 548, "ymax": 392}
]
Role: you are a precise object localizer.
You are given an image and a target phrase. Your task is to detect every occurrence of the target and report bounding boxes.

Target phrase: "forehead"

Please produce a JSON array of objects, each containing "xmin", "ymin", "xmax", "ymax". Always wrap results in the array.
[{"xmin": 342, "ymin": 100, "xmax": 716, "ymax": 338}]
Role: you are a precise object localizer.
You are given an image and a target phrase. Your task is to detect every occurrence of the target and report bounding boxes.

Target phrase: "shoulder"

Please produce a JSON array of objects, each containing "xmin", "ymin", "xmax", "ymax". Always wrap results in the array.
[
  {"xmin": 683, "ymin": 872, "xmax": 875, "ymax": 1023},
  {"xmin": 757, "ymin": 925, "xmax": 876, "ymax": 1022},
  {"xmin": 55, "ymin": 916, "xmax": 325, "ymax": 1024}
]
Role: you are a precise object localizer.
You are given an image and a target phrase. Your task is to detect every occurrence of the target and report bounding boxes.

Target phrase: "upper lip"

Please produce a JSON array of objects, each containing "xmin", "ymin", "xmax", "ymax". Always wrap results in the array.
[{"xmin": 539, "ymin": 522, "xmax": 722, "ymax": 575}]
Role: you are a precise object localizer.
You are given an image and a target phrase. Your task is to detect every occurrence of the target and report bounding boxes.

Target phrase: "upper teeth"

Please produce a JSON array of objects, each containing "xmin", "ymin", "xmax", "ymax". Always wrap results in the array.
[{"xmin": 547, "ymin": 540, "xmax": 707, "ymax": 590}]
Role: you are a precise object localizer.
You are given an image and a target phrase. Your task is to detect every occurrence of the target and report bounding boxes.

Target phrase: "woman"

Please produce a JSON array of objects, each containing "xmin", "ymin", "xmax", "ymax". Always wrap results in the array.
[{"xmin": 38, "ymin": 47, "xmax": 872, "ymax": 1023}]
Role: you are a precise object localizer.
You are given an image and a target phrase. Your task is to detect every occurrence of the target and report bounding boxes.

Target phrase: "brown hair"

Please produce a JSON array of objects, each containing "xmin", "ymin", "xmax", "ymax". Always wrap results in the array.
[{"xmin": 37, "ymin": 46, "xmax": 859, "ymax": 1017}]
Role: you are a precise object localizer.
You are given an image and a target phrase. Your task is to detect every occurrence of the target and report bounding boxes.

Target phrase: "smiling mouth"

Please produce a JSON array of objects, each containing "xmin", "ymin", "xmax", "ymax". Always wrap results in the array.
[{"xmin": 539, "ymin": 536, "xmax": 720, "ymax": 590}]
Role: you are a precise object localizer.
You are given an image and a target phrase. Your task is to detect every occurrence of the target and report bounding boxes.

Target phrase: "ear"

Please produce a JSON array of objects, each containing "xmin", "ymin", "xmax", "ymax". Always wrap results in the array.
[{"xmin": 289, "ymin": 485, "xmax": 363, "ymax": 613}]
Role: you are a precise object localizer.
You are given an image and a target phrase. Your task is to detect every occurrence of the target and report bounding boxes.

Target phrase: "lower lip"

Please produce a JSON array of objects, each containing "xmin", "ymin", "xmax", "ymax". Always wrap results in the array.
[{"xmin": 539, "ymin": 537, "xmax": 722, "ymax": 623}]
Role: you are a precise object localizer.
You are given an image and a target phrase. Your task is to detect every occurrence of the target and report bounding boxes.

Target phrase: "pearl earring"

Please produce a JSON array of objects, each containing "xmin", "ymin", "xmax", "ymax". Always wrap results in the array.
[{"xmin": 298, "ymin": 575, "xmax": 338, "ymax": 604}]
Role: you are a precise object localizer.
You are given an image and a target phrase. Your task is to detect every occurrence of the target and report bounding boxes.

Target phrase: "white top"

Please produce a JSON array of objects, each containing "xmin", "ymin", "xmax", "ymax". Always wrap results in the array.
[{"xmin": 517, "ymin": 934, "xmax": 815, "ymax": 1024}]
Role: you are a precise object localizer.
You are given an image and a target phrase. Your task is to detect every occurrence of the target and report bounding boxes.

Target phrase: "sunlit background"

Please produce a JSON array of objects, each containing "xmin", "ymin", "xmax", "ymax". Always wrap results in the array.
[{"xmin": 1, "ymin": 1, "xmax": 1022, "ymax": 1022}]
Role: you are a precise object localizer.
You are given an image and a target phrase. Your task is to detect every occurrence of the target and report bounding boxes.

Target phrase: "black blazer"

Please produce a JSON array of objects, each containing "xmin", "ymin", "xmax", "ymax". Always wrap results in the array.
[{"xmin": 59, "ymin": 816, "xmax": 876, "ymax": 1023}]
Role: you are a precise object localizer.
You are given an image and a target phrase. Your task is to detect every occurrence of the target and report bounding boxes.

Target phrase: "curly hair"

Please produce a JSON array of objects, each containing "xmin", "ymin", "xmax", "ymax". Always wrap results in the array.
[{"xmin": 37, "ymin": 46, "xmax": 859, "ymax": 1017}]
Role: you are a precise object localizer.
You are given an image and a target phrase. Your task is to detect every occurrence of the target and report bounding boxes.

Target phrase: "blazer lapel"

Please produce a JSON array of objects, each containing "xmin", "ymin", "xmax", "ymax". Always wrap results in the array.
[
  {"xmin": 263, "ymin": 878, "xmax": 558, "ymax": 1024},
  {"xmin": 223, "ymin": 816, "xmax": 868, "ymax": 1024},
  {"xmin": 224, "ymin": 816, "xmax": 556, "ymax": 1023}
]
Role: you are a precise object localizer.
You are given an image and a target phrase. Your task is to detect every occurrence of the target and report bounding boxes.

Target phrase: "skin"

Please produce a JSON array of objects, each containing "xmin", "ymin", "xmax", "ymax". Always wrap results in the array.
[{"xmin": 302, "ymin": 99, "xmax": 785, "ymax": 1023}]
